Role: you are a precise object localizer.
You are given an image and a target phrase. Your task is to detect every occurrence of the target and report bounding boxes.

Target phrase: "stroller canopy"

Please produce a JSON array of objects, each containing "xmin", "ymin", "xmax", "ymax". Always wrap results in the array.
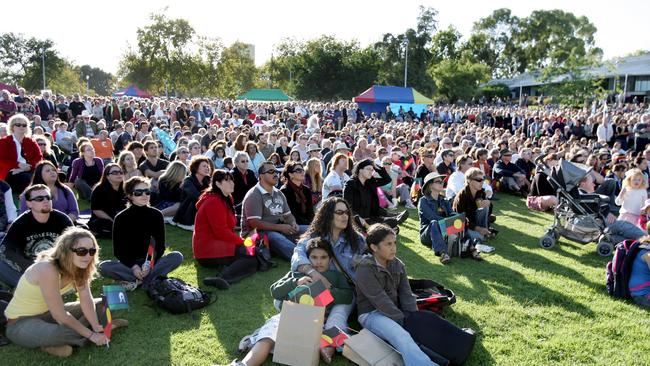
[{"xmin": 550, "ymin": 159, "xmax": 592, "ymax": 192}]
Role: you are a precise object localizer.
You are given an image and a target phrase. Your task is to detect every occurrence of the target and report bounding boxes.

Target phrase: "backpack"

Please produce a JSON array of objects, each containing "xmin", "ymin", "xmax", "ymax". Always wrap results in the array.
[
  {"xmin": 606, "ymin": 240, "xmax": 650, "ymax": 298},
  {"xmin": 409, "ymin": 278, "xmax": 456, "ymax": 314},
  {"xmin": 146, "ymin": 277, "xmax": 216, "ymax": 318}
]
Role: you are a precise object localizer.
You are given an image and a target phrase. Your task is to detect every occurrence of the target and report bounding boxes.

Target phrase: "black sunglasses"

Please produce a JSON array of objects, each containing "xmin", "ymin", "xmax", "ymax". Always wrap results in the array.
[
  {"xmin": 334, "ymin": 209, "xmax": 349, "ymax": 216},
  {"xmin": 472, "ymin": 178, "xmax": 485, "ymax": 183},
  {"xmin": 14, "ymin": 123, "xmax": 28, "ymax": 128},
  {"xmin": 109, "ymin": 170, "xmax": 124, "ymax": 176},
  {"xmin": 132, "ymin": 188, "xmax": 151, "ymax": 197},
  {"xmin": 290, "ymin": 168, "xmax": 304, "ymax": 173},
  {"xmin": 261, "ymin": 169, "xmax": 279, "ymax": 176},
  {"xmin": 71, "ymin": 247, "xmax": 97, "ymax": 257},
  {"xmin": 29, "ymin": 195, "xmax": 52, "ymax": 202}
]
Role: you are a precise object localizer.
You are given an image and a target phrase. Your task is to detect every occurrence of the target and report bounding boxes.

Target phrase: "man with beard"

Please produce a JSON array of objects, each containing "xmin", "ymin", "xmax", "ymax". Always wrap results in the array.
[{"xmin": 0, "ymin": 184, "xmax": 73, "ymax": 288}]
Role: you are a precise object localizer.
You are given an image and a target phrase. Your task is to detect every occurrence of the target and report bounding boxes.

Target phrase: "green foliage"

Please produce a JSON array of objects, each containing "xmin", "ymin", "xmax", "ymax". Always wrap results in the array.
[
  {"xmin": 374, "ymin": 6, "xmax": 438, "ymax": 95},
  {"xmin": 480, "ymin": 83, "xmax": 512, "ymax": 101},
  {"xmin": 79, "ymin": 65, "xmax": 115, "ymax": 95},
  {"xmin": 472, "ymin": 9, "xmax": 602, "ymax": 78},
  {"xmin": 538, "ymin": 51, "xmax": 607, "ymax": 107},
  {"xmin": 47, "ymin": 62, "xmax": 88, "ymax": 95},
  {"xmin": 268, "ymin": 36, "xmax": 379, "ymax": 100},
  {"xmin": 429, "ymin": 59, "xmax": 490, "ymax": 103},
  {"xmin": 214, "ymin": 42, "xmax": 258, "ymax": 99}
]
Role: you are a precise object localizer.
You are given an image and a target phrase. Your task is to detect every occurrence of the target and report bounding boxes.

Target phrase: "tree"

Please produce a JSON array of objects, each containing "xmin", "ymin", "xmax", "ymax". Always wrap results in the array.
[
  {"xmin": 538, "ymin": 51, "xmax": 606, "ymax": 107},
  {"xmin": 430, "ymin": 26, "xmax": 462, "ymax": 63},
  {"xmin": 429, "ymin": 59, "xmax": 490, "ymax": 103},
  {"xmin": 471, "ymin": 9, "xmax": 602, "ymax": 78},
  {"xmin": 374, "ymin": 6, "xmax": 438, "ymax": 95},
  {"xmin": 79, "ymin": 65, "xmax": 115, "ymax": 95},
  {"xmin": 48, "ymin": 62, "xmax": 87, "ymax": 95},
  {"xmin": 0, "ymin": 32, "xmax": 65, "ymax": 92},
  {"xmin": 215, "ymin": 42, "xmax": 258, "ymax": 99}
]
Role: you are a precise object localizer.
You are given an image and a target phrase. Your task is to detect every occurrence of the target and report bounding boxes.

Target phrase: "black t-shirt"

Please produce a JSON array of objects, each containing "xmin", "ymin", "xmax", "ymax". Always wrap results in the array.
[
  {"xmin": 0, "ymin": 210, "xmax": 73, "ymax": 272},
  {"xmin": 415, "ymin": 164, "xmax": 432, "ymax": 182},
  {"xmin": 436, "ymin": 162, "xmax": 454, "ymax": 177},
  {"xmin": 69, "ymin": 101, "xmax": 86, "ymax": 117},
  {"xmin": 139, "ymin": 158, "xmax": 170, "ymax": 175},
  {"xmin": 81, "ymin": 161, "xmax": 102, "ymax": 186},
  {"xmin": 90, "ymin": 184, "xmax": 128, "ymax": 219}
]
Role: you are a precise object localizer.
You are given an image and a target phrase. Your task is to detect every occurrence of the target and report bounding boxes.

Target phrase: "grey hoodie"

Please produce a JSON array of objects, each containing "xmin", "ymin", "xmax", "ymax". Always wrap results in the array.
[{"xmin": 353, "ymin": 254, "xmax": 417, "ymax": 325}]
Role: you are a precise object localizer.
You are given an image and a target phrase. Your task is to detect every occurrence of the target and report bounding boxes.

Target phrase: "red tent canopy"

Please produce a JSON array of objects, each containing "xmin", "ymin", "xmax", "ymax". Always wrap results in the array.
[{"xmin": 0, "ymin": 82, "xmax": 19, "ymax": 95}]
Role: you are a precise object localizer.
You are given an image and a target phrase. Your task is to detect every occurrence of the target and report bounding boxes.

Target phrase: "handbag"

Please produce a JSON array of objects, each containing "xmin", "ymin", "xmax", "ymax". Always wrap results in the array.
[{"xmin": 376, "ymin": 187, "xmax": 389, "ymax": 208}]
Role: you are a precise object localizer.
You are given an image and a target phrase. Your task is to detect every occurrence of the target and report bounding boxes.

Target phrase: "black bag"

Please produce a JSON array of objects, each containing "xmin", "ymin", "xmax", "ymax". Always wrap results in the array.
[
  {"xmin": 404, "ymin": 310, "xmax": 476, "ymax": 366},
  {"xmin": 409, "ymin": 278, "xmax": 456, "ymax": 314},
  {"xmin": 451, "ymin": 237, "xmax": 475, "ymax": 258},
  {"xmin": 146, "ymin": 277, "xmax": 216, "ymax": 318},
  {"xmin": 255, "ymin": 234, "xmax": 277, "ymax": 271}
]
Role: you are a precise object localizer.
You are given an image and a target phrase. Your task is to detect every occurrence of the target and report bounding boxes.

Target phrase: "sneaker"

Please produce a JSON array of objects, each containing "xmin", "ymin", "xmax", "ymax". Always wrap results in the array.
[
  {"xmin": 204, "ymin": 276, "xmax": 230, "ymax": 290},
  {"xmin": 120, "ymin": 280, "xmax": 139, "ymax": 292},
  {"xmin": 40, "ymin": 345, "xmax": 73, "ymax": 357},
  {"xmin": 396, "ymin": 210, "xmax": 409, "ymax": 224},
  {"xmin": 213, "ymin": 360, "xmax": 245, "ymax": 366},
  {"xmin": 475, "ymin": 244, "xmax": 495, "ymax": 253},
  {"xmin": 164, "ymin": 216, "xmax": 174, "ymax": 225},
  {"xmin": 439, "ymin": 253, "xmax": 451, "ymax": 264},
  {"xmin": 238, "ymin": 334, "xmax": 253, "ymax": 353},
  {"xmin": 320, "ymin": 346, "xmax": 335, "ymax": 364},
  {"xmin": 176, "ymin": 223, "xmax": 194, "ymax": 231}
]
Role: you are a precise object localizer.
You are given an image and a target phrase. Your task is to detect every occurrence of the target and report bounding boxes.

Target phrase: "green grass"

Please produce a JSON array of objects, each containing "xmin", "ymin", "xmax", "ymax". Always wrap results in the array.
[{"xmin": 3, "ymin": 195, "xmax": 650, "ymax": 365}]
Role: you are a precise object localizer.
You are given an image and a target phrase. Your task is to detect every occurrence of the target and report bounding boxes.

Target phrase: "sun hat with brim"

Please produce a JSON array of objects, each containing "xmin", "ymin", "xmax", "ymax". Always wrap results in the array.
[
  {"xmin": 81, "ymin": 111, "xmax": 93, "ymax": 118},
  {"xmin": 422, "ymin": 172, "xmax": 447, "ymax": 193},
  {"xmin": 307, "ymin": 144, "xmax": 321, "ymax": 153},
  {"xmin": 334, "ymin": 142, "xmax": 350, "ymax": 151}
]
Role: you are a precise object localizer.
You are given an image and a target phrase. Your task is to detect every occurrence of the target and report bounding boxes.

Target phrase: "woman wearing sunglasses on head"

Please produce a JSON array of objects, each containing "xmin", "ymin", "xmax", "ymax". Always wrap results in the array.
[
  {"xmin": 0, "ymin": 114, "xmax": 42, "ymax": 194},
  {"xmin": 4, "ymin": 227, "xmax": 128, "ymax": 358},
  {"xmin": 98, "ymin": 176, "xmax": 183, "ymax": 291}
]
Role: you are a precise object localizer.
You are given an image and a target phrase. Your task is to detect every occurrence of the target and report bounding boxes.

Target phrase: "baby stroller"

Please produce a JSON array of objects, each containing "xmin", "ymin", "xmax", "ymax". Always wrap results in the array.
[{"xmin": 539, "ymin": 159, "xmax": 615, "ymax": 256}]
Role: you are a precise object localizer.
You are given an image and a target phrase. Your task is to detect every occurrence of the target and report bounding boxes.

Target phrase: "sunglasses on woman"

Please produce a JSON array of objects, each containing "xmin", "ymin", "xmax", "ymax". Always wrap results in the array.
[
  {"xmin": 132, "ymin": 188, "xmax": 151, "ymax": 196},
  {"xmin": 334, "ymin": 209, "xmax": 349, "ymax": 216},
  {"xmin": 71, "ymin": 247, "xmax": 97, "ymax": 257}
]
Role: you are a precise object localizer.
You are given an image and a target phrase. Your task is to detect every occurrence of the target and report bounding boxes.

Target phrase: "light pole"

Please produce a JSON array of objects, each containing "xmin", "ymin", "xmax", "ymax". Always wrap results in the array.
[
  {"xmin": 41, "ymin": 47, "xmax": 46, "ymax": 90},
  {"xmin": 402, "ymin": 38, "xmax": 409, "ymax": 87},
  {"xmin": 85, "ymin": 75, "xmax": 90, "ymax": 95}
]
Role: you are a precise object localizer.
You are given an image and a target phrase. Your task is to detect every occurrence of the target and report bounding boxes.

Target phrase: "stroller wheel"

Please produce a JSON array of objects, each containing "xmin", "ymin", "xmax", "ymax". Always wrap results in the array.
[
  {"xmin": 540, "ymin": 235, "xmax": 556, "ymax": 249},
  {"xmin": 596, "ymin": 241, "xmax": 614, "ymax": 257}
]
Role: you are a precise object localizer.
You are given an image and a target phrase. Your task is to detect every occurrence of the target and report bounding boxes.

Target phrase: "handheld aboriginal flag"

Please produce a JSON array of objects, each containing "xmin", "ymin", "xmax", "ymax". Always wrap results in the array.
[
  {"xmin": 287, "ymin": 279, "xmax": 334, "ymax": 307},
  {"xmin": 320, "ymin": 326, "xmax": 348, "ymax": 348},
  {"xmin": 145, "ymin": 238, "xmax": 156, "ymax": 269},
  {"xmin": 438, "ymin": 213, "xmax": 466, "ymax": 238},
  {"xmin": 243, "ymin": 232, "xmax": 260, "ymax": 256}
]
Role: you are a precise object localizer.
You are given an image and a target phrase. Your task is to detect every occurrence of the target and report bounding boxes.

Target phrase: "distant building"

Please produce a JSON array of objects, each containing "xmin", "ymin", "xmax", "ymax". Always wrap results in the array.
[{"xmin": 487, "ymin": 53, "xmax": 650, "ymax": 103}]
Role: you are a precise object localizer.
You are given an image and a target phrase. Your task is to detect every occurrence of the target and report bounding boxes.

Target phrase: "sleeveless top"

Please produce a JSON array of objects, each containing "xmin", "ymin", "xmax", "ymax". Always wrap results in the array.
[
  {"xmin": 5, "ymin": 271, "xmax": 75, "ymax": 319},
  {"xmin": 629, "ymin": 248, "xmax": 650, "ymax": 297}
]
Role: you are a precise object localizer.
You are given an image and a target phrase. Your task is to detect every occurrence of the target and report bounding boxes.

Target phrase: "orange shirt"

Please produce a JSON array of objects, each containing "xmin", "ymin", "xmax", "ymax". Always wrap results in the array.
[{"xmin": 91, "ymin": 138, "xmax": 114, "ymax": 159}]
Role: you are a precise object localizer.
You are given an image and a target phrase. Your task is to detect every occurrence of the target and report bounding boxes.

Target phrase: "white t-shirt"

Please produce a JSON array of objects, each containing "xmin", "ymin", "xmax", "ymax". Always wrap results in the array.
[
  {"xmin": 322, "ymin": 171, "xmax": 350, "ymax": 199},
  {"xmin": 445, "ymin": 171, "xmax": 493, "ymax": 200}
]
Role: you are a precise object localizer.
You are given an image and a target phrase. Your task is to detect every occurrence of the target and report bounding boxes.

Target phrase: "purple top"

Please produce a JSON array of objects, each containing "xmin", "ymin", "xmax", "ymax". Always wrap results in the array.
[
  {"xmin": 20, "ymin": 185, "xmax": 80, "ymax": 218},
  {"xmin": 69, "ymin": 157, "xmax": 104, "ymax": 183}
]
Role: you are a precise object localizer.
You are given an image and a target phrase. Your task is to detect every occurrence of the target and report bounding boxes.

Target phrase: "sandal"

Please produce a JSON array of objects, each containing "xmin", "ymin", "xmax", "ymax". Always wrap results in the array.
[
  {"xmin": 471, "ymin": 250, "xmax": 483, "ymax": 261},
  {"xmin": 439, "ymin": 253, "xmax": 451, "ymax": 264}
]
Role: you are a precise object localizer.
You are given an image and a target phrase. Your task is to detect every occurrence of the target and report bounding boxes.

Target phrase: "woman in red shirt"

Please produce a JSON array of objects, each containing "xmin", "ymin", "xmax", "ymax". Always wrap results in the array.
[
  {"xmin": 0, "ymin": 114, "xmax": 42, "ymax": 193},
  {"xmin": 193, "ymin": 169, "xmax": 258, "ymax": 289}
]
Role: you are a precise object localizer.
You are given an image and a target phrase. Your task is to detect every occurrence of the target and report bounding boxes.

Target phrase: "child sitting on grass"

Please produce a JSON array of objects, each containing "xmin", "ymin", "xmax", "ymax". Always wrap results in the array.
[
  {"xmin": 354, "ymin": 223, "xmax": 439, "ymax": 366},
  {"xmin": 222, "ymin": 237, "xmax": 353, "ymax": 366}
]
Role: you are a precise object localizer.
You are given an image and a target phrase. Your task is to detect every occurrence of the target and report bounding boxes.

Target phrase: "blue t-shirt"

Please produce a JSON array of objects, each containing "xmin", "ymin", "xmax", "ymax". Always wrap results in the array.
[{"xmin": 629, "ymin": 248, "xmax": 650, "ymax": 297}]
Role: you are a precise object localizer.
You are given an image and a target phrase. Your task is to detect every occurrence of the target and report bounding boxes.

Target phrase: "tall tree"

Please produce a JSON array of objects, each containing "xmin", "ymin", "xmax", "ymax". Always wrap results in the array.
[
  {"xmin": 79, "ymin": 65, "xmax": 114, "ymax": 95},
  {"xmin": 374, "ymin": 6, "xmax": 438, "ymax": 95},
  {"xmin": 0, "ymin": 32, "xmax": 65, "ymax": 91},
  {"xmin": 215, "ymin": 42, "xmax": 258, "ymax": 99}
]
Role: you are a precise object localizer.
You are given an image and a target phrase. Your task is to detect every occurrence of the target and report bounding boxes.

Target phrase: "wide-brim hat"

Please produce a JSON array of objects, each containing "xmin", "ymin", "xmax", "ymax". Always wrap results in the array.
[
  {"xmin": 81, "ymin": 110, "xmax": 93, "ymax": 118},
  {"xmin": 422, "ymin": 172, "xmax": 446, "ymax": 193},
  {"xmin": 307, "ymin": 143, "xmax": 321, "ymax": 153},
  {"xmin": 334, "ymin": 142, "xmax": 350, "ymax": 151}
]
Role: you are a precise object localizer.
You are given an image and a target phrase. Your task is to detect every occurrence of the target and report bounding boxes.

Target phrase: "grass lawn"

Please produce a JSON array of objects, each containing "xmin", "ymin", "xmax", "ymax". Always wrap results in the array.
[{"xmin": 2, "ymin": 194, "xmax": 650, "ymax": 365}]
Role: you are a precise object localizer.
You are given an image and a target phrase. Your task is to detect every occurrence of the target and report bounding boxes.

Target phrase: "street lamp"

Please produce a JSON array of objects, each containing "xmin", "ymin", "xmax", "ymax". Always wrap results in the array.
[
  {"xmin": 402, "ymin": 38, "xmax": 409, "ymax": 87},
  {"xmin": 41, "ymin": 47, "xmax": 46, "ymax": 90},
  {"xmin": 85, "ymin": 75, "xmax": 90, "ymax": 95}
]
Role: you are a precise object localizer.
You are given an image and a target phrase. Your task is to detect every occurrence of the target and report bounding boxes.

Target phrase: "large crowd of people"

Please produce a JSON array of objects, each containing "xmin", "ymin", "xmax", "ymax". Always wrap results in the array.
[{"xmin": 0, "ymin": 88, "xmax": 649, "ymax": 364}]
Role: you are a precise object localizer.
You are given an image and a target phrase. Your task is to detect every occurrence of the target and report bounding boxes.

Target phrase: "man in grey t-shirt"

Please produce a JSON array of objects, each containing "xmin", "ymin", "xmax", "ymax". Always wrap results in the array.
[{"xmin": 241, "ymin": 162, "xmax": 307, "ymax": 260}]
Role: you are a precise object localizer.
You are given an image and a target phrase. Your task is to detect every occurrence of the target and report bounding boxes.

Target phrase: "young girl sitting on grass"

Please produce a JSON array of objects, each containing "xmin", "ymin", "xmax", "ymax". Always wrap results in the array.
[
  {"xmin": 616, "ymin": 168, "xmax": 648, "ymax": 227},
  {"xmin": 223, "ymin": 237, "xmax": 354, "ymax": 366},
  {"xmin": 354, "ymin": 223, "xmax": 439, "ymax": 366}
]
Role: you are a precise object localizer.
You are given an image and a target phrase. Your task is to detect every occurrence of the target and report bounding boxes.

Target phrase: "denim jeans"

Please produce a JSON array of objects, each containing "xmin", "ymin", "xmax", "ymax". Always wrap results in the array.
[
  {"xmin": 358, "ymin": 310, "xmax": 438, "ymax": 366},
  {"xmin": 324, "ymin": 301, "xmax": 354, "ymax": 333},
  {"xmin": 0, "ymin": 260, "xmax": 22, "ymax": 288},
  {"xmin": 606, "ymin": 220, "xmax": 645, "ymax": 243},
  {"xmin": 98, "ymin": 251, "xmax": 184, "ymax": 289},
  {"xmin": 265, "ymin": 225, "xmax": 308, "ymax": 260},
  {"xmin": 467, "ymin": 208, "xmax": 490, "ymax": 241}
]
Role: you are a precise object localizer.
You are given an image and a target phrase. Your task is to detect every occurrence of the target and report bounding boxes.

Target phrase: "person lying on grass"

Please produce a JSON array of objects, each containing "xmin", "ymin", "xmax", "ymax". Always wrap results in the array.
[
  {"xmin": 4, "ymin": 228, "xmax": 128, "ymax": 358},
  {"xmin": 222, "ymin": 237, "xmax": 353, "ymax": 366}
]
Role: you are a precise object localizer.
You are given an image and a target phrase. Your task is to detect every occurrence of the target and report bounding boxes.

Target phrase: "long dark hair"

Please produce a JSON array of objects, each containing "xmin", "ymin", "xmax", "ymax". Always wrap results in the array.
[
  {"xmin": 30, "ymin": 160, "xmax": 70, "ymax": 200},
  {"xmin": 204, "ymin": 169, "xmax": 235, "ymax": 213},
  {"xmin": 301, "ymin": 197, "xmax": 363, "ymax": 253},
  {"xmin": 95, "ymin": 163, "xmax": 123, "ymax": 192}
]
